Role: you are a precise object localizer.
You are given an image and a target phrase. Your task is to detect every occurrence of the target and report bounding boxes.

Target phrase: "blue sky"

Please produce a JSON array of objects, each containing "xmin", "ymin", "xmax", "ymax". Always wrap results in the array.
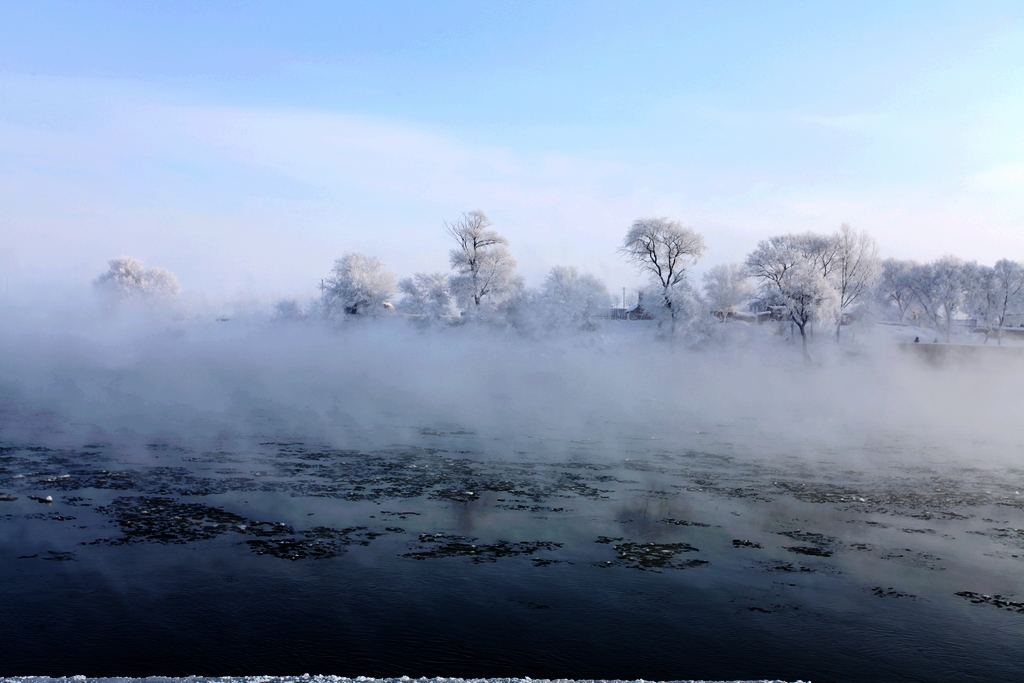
[{"xmin": 2, "ymin": 1, "xmax": 1023, "ymax": 299}]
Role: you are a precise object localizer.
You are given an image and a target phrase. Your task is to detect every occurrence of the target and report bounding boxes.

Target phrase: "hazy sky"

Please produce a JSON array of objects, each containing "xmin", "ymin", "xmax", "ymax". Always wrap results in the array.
[{"xmin": 2, "ymin": 1, "xmax": 1023, "ymax": 300}]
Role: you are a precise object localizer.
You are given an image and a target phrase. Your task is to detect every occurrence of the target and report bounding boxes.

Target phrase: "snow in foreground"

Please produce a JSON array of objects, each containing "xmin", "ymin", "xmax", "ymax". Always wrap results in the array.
[{"xmin": 2, "ymin": 677, "xmax": 807, "ymax": 683}]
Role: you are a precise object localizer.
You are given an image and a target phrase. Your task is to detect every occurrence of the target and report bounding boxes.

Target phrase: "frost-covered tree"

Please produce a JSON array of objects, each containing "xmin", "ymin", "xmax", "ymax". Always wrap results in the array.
[
  {"xmin": 96, "ymin": 257, "xmax": 145, "ymax": 296},
  {"xmin": 537, "ymin": 266, "xmax": 611, "ymax": 332},
  {"xmin": 903, "ymin": 262, "xmax": 943, "ymax": 335},
  {"xmin": 446, "ymin": 211, "xmax": 519, "ymax": 315},
  {"xmin": 273, "ymin": 299, "xmax": 306, "ymax": 322},
  {"xmin": 963, "ymin": 263, "xmax": 1000, "ymax": 342},
  {"xmin": 990, "ymin": 259, "xmax": 1024, "ymax": 344},
  {"xmin": 702, "ymin": 263, "xmax": 754, "ymax": 315},
  {"xmin": 745, "ymin": 235, "xmax": 838, "ymax": 358},
  {"xmin": 323, "ymin": 253, "xmax": 396, "ymax": 317},
  {"xmin": 639, "ymin": 279, "xmax": 708, "ymax": 343},
  {"xmin": 779, "ymin": 261, "xmax": 837, "ymax": 357},
  {"xmin": 902, "ymin": 256, "xmax": 971, "ymax": 342},
  {"xmin": 831, "ymin": 224, "xmax": 880, "ymax": 340},
  {"xmin": 398, "ymin": 272, "xmax": 456, "ymax": 325},
  {"xmin": 933, "ymin": 256, "xmax": 969, "ymax": 342},
  {"xmin": 620, "ymin": 217, "xmax": 706, "ymax": 337},
  {"xmin": 877, "ymin": 258, "xmax": 918, "ymax": 322},
  {"xmin": 94, "ymin": 257, "xmax": 181, "ymax": 303}
]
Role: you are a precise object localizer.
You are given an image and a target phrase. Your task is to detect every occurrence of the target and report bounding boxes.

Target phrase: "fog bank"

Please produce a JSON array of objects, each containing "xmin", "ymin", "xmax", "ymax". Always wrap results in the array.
[{"xmin": 1, "ymin": 303, "xmax": 1021, "ymax": 468}]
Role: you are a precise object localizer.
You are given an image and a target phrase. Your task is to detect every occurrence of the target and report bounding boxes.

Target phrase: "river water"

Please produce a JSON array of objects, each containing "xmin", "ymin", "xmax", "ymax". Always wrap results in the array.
[{"xmin": 2, "ymin": 409, "xmax": 1023, "ymax": 683}]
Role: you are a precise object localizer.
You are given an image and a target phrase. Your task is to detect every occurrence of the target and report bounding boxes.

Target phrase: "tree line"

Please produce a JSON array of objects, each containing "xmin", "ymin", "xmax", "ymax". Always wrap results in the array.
[{"xmin": 94, "ymin": 212, "xmax": 1024, "ymax": 354}]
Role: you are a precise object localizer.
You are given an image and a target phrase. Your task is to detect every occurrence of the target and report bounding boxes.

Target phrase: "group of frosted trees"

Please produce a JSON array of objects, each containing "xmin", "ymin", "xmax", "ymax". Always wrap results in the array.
[
  {"xmin": 878, "ymin": 257, "xmax": 1024, "ymax": 344},
  {"xmin": 309, "ymin": 210, "xmax": 613, "ymax": 334},
  {"xmin": 309, "ymin": 212, "xmax": 714, "ymax": 337},
  {"xmin": 305, "ymin": 210, "xmax": 1024, "ymax": 352},
  {"xmin": 740, "ymin": 228, "xmax": 1024, "ymax": 353},
  {"xmin": 93, "ymin": 213, "xmax": 1024, "ymax": 353},
  {"xmin": 743, "ymin": 225, "xmax": 881, "ymax": 356},
  {"xmin": 742, "ymin": 229, "xmax": 1024, "ymax": 352}
]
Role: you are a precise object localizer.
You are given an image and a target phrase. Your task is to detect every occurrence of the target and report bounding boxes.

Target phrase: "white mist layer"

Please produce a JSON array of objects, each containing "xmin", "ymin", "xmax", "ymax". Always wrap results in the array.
[{"xmin": 0, "ymin": 302, "xmax": 1021, "ymax": 468}]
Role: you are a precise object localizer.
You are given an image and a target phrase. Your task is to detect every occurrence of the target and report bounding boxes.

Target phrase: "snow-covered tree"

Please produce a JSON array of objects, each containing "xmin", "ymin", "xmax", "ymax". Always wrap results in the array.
[
  {"xmin": 537, "ymin": 266, "xmax": 611, "ymax": 332},
  {"xmin": 620, "ymin": 217, "xmax": 706, "ymax": 337},
  {"xmin": 745, "ymin": 235, "xmax": 838, "ymax": 358},
  {"xmin": 831, "ymin": 224, "xmax": 880, "ymax": 340},
  {"xmin": 446, "ymin": 211, "xmax": 519, "ymax": 315},
  {"xmin": 398, "ymin": 272, "xmax": 456, "ymax": 325},
  {"xmin": 702, "ymin": 263, "xmax": 754, "ymax": 315},
  {"xmin": 94, "ymin": 257, "xmax": 181, "ymax": 303},
  {"xmin": 323, "ymin": 253, "xmax": 396, "ymax": 317}
]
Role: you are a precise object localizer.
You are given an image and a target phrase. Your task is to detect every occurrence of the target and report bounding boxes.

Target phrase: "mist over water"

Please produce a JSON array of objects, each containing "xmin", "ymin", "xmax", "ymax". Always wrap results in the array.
[
  {"xmin": 2, "ymin": 301, "xmax": 1021, "ymax": 464},
  {"xmin": 1, "ymin": 295, "xmax": 1019, "ymax": 483},
  {"xmin": 3, "ymin": 300, "xmax": 1024, "ymax": 683}
]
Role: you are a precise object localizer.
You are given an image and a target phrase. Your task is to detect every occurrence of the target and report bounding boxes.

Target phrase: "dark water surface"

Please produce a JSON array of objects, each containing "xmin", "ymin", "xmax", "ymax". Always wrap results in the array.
[{"xmin": 2, "ymin": 420, "xmax": 1024, "ymax": 683}]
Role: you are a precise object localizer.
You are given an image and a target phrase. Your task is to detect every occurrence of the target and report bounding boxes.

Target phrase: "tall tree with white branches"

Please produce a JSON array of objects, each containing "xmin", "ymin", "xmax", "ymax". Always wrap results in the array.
[
  {"xmin": 991, "ymin": 259, "xmax": 1024, "ymax": 345},
  {"xmin": 877, "ymin": 258, "xmax": 917, "ymax": 322},
  {"xmin": 831, "ymin": 224, "xmax": 880, "ymax": 340},
  {"xmin": 446, "ymin": 210, "xmax": 518, "ymax": 315},
  {"xmin": 620, "ymin": 217, "xmax": 706, "ymax": 337}
]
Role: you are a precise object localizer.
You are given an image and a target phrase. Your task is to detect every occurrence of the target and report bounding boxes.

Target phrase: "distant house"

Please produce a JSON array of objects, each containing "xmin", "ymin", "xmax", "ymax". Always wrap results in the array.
[
  {"xmin": 602, "ymin": 291, "xmax": 653, "ymax": 320},
  {"xmin": 626, "ymin": 292, "xmax": 654, "ymax": 320}
]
